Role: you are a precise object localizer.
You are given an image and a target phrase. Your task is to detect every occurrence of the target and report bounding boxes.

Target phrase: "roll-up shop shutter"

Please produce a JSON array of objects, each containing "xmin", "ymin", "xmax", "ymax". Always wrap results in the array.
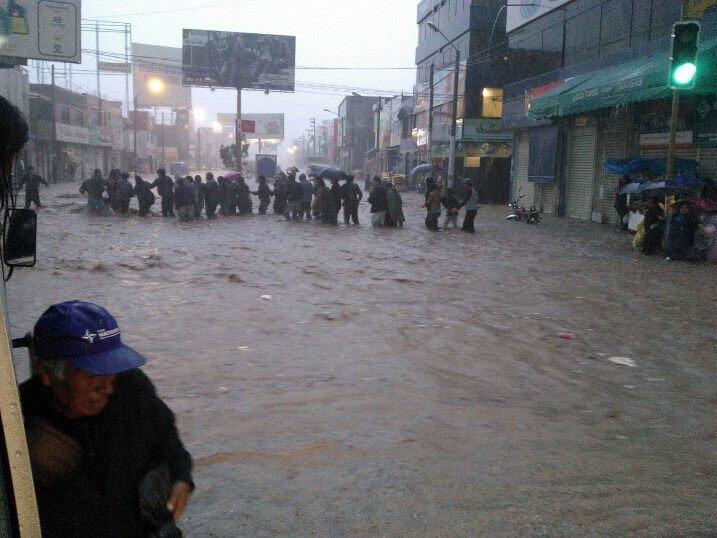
[
  {"xmin": 512, "ymin": 131, "xmax": 533, "ymax": 202},
  {"xmin": 565, "ymin": 126, "xmax": 596, "ymax": 220}
]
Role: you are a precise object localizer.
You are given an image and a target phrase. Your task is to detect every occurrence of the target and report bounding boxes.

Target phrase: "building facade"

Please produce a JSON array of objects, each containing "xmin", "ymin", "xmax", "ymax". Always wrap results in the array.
[
  {"xmin": 336, "ymin": 95, "xmax": 379, "ymax": 177},
  {"xmin": 415, "ymin": 0, "xmax": 513, "ymax": 202},
  {"xmin": 504, "ymin": 0, "xmax": 717, "ymax": 224}
]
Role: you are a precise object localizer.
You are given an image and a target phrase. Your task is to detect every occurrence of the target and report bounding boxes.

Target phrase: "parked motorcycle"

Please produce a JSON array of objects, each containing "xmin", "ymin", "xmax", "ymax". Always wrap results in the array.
[
  {"xmin": 506, "ymin": 193, "xmax": 527, "ymax": 221},
  {"xmin": 525, "ymin": 205, "xmax": 542, "ymax": 224}
]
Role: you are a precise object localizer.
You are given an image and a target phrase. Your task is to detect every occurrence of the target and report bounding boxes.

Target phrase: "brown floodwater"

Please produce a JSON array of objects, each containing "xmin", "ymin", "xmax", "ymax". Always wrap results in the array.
[{"xmin": 7, "ymin": 182, "xmax": 716, "ymax": 536}]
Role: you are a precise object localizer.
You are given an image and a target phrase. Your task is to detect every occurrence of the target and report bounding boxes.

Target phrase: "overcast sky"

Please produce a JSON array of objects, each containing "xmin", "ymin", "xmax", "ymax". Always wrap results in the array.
[{"xmin": 71, "ymin": 0, "xmax": 418, "ymax": 150}]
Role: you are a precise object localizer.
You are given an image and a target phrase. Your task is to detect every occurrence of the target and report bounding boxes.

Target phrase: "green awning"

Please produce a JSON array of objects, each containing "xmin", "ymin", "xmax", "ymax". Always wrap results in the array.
[{"xmin": 528, "ymin": 38, "xmax": 717, "ymax": 118}]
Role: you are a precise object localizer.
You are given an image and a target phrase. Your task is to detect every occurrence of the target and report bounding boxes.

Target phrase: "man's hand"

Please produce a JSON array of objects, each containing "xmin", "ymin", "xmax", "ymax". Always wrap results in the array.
[{"xmin": 167, "ymin": 480, "xmax": 192, "ymax": 521}]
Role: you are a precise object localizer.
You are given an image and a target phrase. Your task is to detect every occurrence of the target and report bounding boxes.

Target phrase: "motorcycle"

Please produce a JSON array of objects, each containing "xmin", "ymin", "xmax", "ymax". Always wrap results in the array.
[
  {"xmin": 506, "ymin": 193, "xmax": 527, "ymax": 221},
  {"xmin": 525, "ymin": 205, "xmax": 542, "ymax": 224}
]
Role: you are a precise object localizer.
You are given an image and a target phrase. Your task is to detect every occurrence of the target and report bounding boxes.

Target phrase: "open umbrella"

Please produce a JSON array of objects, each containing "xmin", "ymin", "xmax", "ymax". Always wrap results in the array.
[
  {"xmin": 318, "ymin": 167, "xmax": 347, "ymax": 181},
  {"xmin": 223, "ymin": 171, "xmax": 242, "ymax": 181},
  {"xmin": 410, "ymin": 164, "xmax": 435, "ymax": 177}
]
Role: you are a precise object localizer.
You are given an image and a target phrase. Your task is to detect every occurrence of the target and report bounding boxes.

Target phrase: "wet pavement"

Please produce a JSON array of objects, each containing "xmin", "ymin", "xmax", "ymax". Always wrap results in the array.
[{"xmin": 7, "ymin": 182, "xmax": 716, "ymax": 537}]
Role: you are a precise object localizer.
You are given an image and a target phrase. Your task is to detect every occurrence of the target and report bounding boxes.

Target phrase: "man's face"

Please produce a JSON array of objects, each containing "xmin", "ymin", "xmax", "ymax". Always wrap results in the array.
[{"xmin": 40, "ymin": 361, "xmax": 117, "ymax": 418}]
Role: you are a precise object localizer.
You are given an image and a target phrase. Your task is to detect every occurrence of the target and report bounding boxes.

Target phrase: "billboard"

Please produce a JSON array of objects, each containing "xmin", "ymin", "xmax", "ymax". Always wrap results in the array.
[
  {"xmin": 182, "ymin": 29, "xmax": 295, "ymax": 92},
  {"xmin": 506, "ymin": 0, "xmax": 571, "ymax": 33},
  {"xmin": 0, "ymin": 0, "xmax": 81, "ymax": 63},
  {"xmin": 217, "ymin": 113, "xmax": 284, "ymax": 140},
  {"xmin": 133, "ymin": 43, "xmax": 192, "ymax": 108}
]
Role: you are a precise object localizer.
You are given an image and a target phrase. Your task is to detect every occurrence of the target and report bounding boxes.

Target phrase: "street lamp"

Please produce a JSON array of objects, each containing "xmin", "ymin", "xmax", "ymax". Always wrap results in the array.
[
  {"xmin": 323, "ymin": 109, "xmax": 339, "ymax": 115},
  {"xmin": 212, "ymin": 120, "xmax": 223, "ymax": 134},
  {"xmin": 134, "ymin": 77, "xmax": 167, "ymax": 175},
  {"xmin": 428, "ymin": 21, "xmax": 461, "ymax": 192}
]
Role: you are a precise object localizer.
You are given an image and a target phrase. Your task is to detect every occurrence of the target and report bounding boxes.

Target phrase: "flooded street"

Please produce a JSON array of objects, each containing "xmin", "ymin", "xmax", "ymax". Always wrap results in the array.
[{"xmin": 8, "ymin": 183, "xmax": 715, "ymax": 536}]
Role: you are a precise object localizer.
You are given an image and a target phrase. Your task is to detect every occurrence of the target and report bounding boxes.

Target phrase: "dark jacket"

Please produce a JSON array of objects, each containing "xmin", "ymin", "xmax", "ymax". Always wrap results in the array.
[
  {"xmin": 19, "ymin": 173, "xmax": 48, "ymax": 193},
  {"xmin": 174, "ymin": 183, "xmax": 195, "ymax": 208},
  {"xmin": 133, "ymin": 180, "xmax": 155, "ymax": 205},
  {"xmin": 299, "ymin": 179, "xmax": 314, "ymax": 203},
  {"xmin": 341, "ymin": 182, "xmax": 363, "ymax": 206},
  {"xmin": 330, "ymin": 183, "xmax": 342, "ymax": 210},
  {"xmin": 253, "ymin": 183, "xmax": 272, "ymax": 203},
  {"xmin": 115, "ymin": 179, "xmax": 134, "ymax": 202},
  {"xmin": 367, "ymin": 185, "xmax": 388, "ymax": 213},
  {"xmin": 80, "ymin": 176, "xmax": 106, "ymax": 200},
  {"xmin": 287, "ymin": 180, "xmax": 302, "ymax": 202},
  {"xmin": 151, "ymin": 176, "xmax": 174, "ymax": 198},
  {"xmin": 19, "ymin": 370, "xmax": 193, "ymax": 538},
  {"xmin": 203, "ymin": 179, "xmax": 219, "ymax": 205}
]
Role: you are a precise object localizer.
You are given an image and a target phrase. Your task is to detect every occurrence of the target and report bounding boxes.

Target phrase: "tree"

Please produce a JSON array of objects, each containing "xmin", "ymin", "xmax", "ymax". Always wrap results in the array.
[{"xmin": 219, "ymin": 135, "xmax": 250, "ymax": 170}]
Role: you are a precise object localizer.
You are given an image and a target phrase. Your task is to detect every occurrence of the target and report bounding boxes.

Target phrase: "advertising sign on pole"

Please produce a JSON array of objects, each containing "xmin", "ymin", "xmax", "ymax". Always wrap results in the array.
[
  {"xmin": 133, "ymin": 43, "xmax": 192, "ymax": 108},
  {"xmin": 217, "ymin": 113, "xmax": 285, "ymax": 140},
  {"xmin": 182, "ymin": 29, "xmax": 296, "ymax": 92},
  {"xmin": 0, "ymin": 0, "xmax": 81, "ymax": 63}
]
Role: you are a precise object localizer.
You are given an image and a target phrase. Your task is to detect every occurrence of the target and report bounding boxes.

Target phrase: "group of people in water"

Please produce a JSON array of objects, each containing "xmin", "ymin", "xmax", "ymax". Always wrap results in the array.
[{"xmin": 70, "ymin": 167, "xmax": 482, "ymax": 234}]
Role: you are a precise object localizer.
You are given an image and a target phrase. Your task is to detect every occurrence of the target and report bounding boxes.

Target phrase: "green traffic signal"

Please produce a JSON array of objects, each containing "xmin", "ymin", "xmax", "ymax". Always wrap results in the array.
[
  {"xmin": 672, "ymin": 62, "xmax": 697, "ymax": 86},
  {"xmin": 669, "ymin": 21, "xmax": 700, "ymax": 90}
]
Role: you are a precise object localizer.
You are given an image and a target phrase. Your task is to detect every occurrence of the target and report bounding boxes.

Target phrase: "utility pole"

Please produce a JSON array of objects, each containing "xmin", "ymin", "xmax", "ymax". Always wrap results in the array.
[
  {"xmin": 197, "ymin": 129, "xmax": 201, "ymax": 170},
  {"xmin": 51, "ymin": 65, "xmax": 57, "ymax": 183},
  {"xmin": 311, "ymin": 118, "xmax": 317, "ymax": 157},
  {"xmin": 95, "ymin": 22, "xmax": 102, "ymax": 117},
  {"xmin": 133, "ymin": 95, "xmax": 138, "ymax": 175},
  {"xmin": 235, "ymin": 90, "xmax": 243, "ymax": 173},
  {"xmin": 428, "ymin": 63, "xmax": 435, "ymax": 168},
  {"xmin": 665, "ymin": 1, "xmax": 687, "ymax": 196},
  {"xmin": 447, "ymin": 50, "xmax": 461, "ymax": 192},
  {"xmin": 161, "ymin": 111, "xmax": 165, "ymax": 166},
  {"xmin": 124, "ymin": 23, "xmax": 131, "ymax": 114}
]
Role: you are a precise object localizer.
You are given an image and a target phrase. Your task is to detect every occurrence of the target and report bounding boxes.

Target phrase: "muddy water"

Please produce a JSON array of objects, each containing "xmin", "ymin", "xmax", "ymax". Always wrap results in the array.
[{"xmin": 7, "ymin": 183, "xmax": 716, "ymax": 536}]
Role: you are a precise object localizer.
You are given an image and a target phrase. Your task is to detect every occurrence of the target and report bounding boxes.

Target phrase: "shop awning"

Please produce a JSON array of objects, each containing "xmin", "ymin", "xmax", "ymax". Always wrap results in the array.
[{"xmin": 528, "ymin": 38, "xmax": 717, "ymax": 118}]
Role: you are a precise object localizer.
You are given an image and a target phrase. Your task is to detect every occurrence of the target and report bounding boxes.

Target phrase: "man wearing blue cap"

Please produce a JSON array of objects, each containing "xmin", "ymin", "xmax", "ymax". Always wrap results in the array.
[{"xmin": 19, "ymin": 301, "xmax": 194, "ymax": 537}]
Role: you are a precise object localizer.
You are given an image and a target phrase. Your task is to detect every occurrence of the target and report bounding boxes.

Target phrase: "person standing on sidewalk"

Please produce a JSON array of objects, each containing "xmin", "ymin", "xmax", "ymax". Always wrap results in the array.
[
  {"xmin": 341, "ymin": 175, "xmax": 363, "ymax": 225},
  {"xmin": 19, "ymin": 166, "xmax": 48, "ymax": 209},
  {"xmin": 460, "ymin": 179, "xmax": 478, "ymax": 233},
  {"xmin": 151, "ymin": 168, "xmax": 175, "ymax": 217}
]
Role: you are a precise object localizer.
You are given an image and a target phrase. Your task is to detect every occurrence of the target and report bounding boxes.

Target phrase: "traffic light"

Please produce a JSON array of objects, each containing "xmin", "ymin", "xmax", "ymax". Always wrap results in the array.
[{"xmin": 670, "ymin": 21, "xmax": 700, "ymax": 89}]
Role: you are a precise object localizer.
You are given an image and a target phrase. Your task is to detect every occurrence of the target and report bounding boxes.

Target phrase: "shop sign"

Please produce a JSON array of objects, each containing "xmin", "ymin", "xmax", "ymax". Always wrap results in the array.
[
  {"xmin": 458, "ymin": 118, "xmax": 512, "ymax": 142},
  {"xmin": 56, "ymin": 123, "xmax": 89, "ymax": 145},
  {"xmin": 456, "ymin": 142, "xmax": 512, "ymax": 159},
  {"xmin": 639, "ymin": 131, "xmax": 693, "ymax": 148}
]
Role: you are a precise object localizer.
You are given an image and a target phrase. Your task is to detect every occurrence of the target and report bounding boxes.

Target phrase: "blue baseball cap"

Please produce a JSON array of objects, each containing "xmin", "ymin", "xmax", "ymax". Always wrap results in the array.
[{"xmin": 33, "ymin": 301, "xmax": 145, "ymax": 375}]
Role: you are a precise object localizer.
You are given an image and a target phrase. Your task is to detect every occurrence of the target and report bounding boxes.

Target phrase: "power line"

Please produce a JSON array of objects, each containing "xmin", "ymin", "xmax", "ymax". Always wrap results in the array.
[{"xmin": 90, "ymin": 0, "xmax": 262, "ymax": 19}]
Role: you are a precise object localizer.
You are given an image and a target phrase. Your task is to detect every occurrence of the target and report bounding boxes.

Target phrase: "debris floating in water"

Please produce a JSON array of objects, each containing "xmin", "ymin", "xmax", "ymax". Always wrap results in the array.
[
  {"xmin": 608, "ymin": 356, "xmax": 637, "ymax": 367},
  {"xmin": 558, "ymin": 332, "xmax": 575, "ymax": 340},
  {"xmin": 259, "ymin": 295, "xmax": 273, "ymax": 301}
]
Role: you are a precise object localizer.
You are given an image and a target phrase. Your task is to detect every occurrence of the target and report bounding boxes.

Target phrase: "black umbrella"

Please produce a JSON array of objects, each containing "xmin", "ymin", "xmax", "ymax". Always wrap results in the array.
[
  {"xmin": 410, "ymin": 163, "xmax": 434, "ymax": 177},
  {"xmin": 308, "ymin": 164, "xmax": 326, "ymax": 176},
  {"xmin": 319, "ymin": 167, "xmax": 348, "ymax": 181}
]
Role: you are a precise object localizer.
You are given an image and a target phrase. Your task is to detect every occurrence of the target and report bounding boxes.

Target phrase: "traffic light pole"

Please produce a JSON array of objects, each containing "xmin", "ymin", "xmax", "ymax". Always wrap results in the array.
[
  {"xmin": 235, "ymin": 88, "xmax": 243, "ymax": 174},
  {"xmin": 664, "ymin": 2, "xmax": 686, "ymax": 209}
]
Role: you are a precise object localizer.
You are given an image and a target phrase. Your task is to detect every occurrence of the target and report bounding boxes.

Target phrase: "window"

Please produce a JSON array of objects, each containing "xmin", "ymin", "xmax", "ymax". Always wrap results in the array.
[
  {"xmin": 600, "ymin": 0, "xmax": 632, "ymax": 56},
  {"xmin": 60, "ymin": 106, "xmax": 70, "ymax": 123},
  {"xmin": 481, "ymin": 88, "xmax": 503, "ymax": 118},
  {"xmin": 631, "ymin": 0, "xmax": 652, "ymax": 45},
  {"xmin": 650, "ymin": 0, "xmax": 680, "ymax": 40},
  {"xmin": 75, "ymin": 111, "xmax": 84, "ymax": 126},
  {"xmin": 542, "ymin": 20, "xmax": 564, "ymax": 69},
  {"xmin": 564, "ymin": 4, "xmax": 601, "ymax": 65}
]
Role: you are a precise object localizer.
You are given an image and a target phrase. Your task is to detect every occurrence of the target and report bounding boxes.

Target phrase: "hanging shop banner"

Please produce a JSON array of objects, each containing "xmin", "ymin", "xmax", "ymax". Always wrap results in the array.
[
  {"xmin": 182, "ymin": 29, "xmax": 295, "ymax": 92},
  {"xmin": 432, "ymin": 141, "xmax": 512, "ymax": 159},
  {"xmin": 133, "ymin": 43, "xmax": 192, "ymax": 109},
  {"xmin": 0, "ymin": 0, "xmax": 81, "ymax": 63},
  {"xmin": 528, "ymin": 125, "xmax": 559, "ymax": 183}
]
